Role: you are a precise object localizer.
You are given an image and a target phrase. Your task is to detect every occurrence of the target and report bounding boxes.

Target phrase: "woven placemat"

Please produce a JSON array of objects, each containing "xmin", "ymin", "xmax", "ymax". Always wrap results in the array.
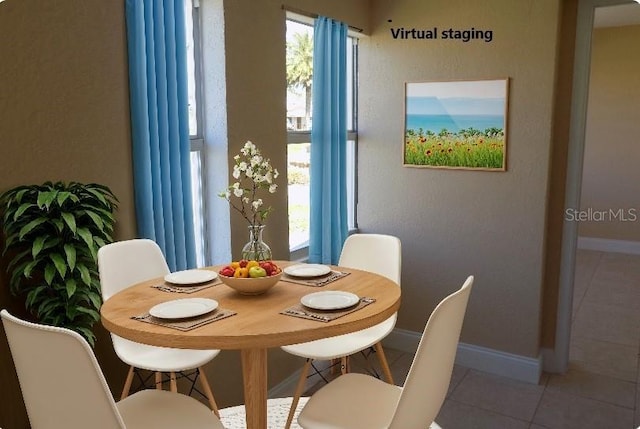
[
  {"xmin": 151, "ymin": 278, "xmax": 222, "ymax": 294},
  {"xmin": 131, "ymin": 308, "xmax": 236, "ymax": 331},
  {"xmin": 280, "ymin": 297, "xmax": 375, "ymax": 322},
  {"xmin": 280, "ymin": 270, "xmax": 350, "ymax": 287}
]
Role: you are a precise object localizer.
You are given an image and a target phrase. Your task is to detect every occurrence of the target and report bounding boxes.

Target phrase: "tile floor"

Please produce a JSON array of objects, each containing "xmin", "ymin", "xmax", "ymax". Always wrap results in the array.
[{"xmin": 289, "ymin": 250, "xmax": 640, "ymax": 429}]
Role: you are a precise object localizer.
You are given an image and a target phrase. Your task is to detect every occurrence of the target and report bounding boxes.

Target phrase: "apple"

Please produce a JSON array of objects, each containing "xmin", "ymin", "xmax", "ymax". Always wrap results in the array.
[
  {"xmin": 238, "ymin": 259, "xmax": 249, "ymax": 268},
  {"xmin": 248, "ymin": 266, "xmax": 267, "ymax": 278},
  {"xmin": 259, "ymin": 261, "xmax": 274, "ymax": 275},
  {"xmin": 219, "ymin": 266, "xmax": 235, "ymax": 277}
]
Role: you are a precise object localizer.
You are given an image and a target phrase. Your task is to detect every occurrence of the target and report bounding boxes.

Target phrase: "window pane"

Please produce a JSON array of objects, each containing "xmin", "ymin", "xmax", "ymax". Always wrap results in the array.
[
  {"xmin": 346, "ymin": 139, "xmax": 356, "ymax": 230},
  {"xmin": 346, "ymin": 37, "xmax": 355, "ymax": 131},
  {"xmin": 288, "ymin": 142, "xmax": 311, "ymax": 250},
  {"xmin": 190, "ymin": 150, "xmax": 206, "ymax": 266},
  {"xmin": 184, "ymin": 0, "xmax": 198, "ymax": 136},
  {"xmin": 286, "ymin": 20, "xmax": 313, "ymax": 132}
]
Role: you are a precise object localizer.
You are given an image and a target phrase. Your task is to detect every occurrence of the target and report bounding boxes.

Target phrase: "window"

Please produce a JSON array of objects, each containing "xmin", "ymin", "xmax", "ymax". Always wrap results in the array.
[
  {"xmin": 185, "ymin": 0, "xmax": 206, "ymax": 267},
  {"xmin": 286, "ymin": 16, "xmax": 359, "ymax": 257}
]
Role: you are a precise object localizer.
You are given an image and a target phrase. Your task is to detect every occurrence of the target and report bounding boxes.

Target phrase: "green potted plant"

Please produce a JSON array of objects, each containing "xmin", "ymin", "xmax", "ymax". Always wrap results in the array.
[{"xmin": 0, "ymin": 181, "xmax": 118, "ymax": 346}]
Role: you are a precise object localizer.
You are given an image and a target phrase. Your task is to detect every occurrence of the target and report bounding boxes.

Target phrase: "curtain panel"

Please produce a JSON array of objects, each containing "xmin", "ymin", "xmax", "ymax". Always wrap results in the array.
[
  {"xmin": 308, "ymin": 16, "xmax": 348, "ymax": 264},
  {"xmin": 125, "ymin": 0, "xmax": 196, "ymax": 271}
]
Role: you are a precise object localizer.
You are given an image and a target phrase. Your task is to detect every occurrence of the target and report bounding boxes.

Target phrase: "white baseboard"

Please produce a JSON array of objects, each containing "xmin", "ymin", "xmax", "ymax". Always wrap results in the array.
[
  {"xmin": 577, "ymin": 236, "xmax": 640, "ymax": 255},
  {"xmin": 384, "ymin": 328, "xmax": 542, "ymax": 384}
]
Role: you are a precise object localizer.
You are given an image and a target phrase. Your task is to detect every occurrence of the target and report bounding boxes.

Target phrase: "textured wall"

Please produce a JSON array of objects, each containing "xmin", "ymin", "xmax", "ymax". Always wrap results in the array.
[
  {"xmin": 359, "ymin": 0, "xmax": 562, "ymax": 357},
  {"xmin": 579, "ymin": 25, "xmax": 640, "ymax": 241},
  {"xmin": 0, "ymin": 0, "xmax": 135, "ymax": 427}
]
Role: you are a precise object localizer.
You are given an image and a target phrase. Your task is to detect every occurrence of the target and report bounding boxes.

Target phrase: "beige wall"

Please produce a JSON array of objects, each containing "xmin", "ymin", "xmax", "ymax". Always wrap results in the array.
[
  {"xmin": 578, "ymin": 25, "xmax": 640, "ymax": 241},
  {"xmin": 360, "ymin": 0, "xmax": 562, "ymax": 357},
  {"xmin": 0, "ymin": 1, "xmax": 135, "ymax": 427}
]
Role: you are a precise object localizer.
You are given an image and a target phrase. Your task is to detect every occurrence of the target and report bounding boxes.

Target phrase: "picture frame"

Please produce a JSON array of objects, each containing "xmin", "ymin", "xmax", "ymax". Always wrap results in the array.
[{"xmin": 403, "ymin": 78, "xmax": 509, "ymax": 171}]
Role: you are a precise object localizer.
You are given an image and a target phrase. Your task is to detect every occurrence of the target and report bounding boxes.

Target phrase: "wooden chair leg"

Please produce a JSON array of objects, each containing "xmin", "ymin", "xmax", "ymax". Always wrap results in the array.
[
  {"xmin": 374, "ymin": 342, "xmax": 395, "ymax": 385},
  {"xmin": 155, "ymin": 371, "xmax": 162, "ymax": 390},
  {"xmin": 340, "ymin": 356, "xmax": 349, "ymax": 375},
  {"xmin": 330, "ymin": 358, "xmax": 340, "ymax": 375},
  {"xmin": 120, "ymin": 366, "xmax": 135, "ymax": 400},
  {"xmin": 169, "ymin": 372, "xmax": 177, "ymax": 392},
  {"xmin": 197, "ymin": 367, "xmax": 220, "ymax": 417},
  {"xmin": 285, "ymin": 359, "xmax": 312, "ymax": 429}
]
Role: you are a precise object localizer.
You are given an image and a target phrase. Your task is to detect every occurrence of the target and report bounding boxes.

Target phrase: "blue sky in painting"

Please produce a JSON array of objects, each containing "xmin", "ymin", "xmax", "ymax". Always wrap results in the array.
[{"xmin": 406, "ymin": 96, "xmax": 505, "ymax": 116}]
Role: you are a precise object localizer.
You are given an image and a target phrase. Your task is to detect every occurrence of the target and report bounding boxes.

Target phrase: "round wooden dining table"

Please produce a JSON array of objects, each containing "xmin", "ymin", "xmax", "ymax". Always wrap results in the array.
[{"xmin": 100, "ymin": 261, "xmax": 401, "ymax": 429}]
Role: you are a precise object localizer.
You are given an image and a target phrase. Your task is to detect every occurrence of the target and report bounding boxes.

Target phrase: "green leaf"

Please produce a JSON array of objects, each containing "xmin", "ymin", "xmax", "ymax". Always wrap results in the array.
[
  {"xmin": 65, "ymin": 278, "xmax": 77, "ymax": 298},
  {"xmin": 77, "ymin": 264, "xmax": 91, "ymax": 286},
  {"xmin": 44, "ymin": 264, "xmax": 56, "ymax": 285},
  {"xmin": 84, "ymin": 210, "xmax": 105, "ymax": 233},
  {"xmin": 56, "ymin": 191, "xmax": 72, "ymax": 207},
  {"xmin": 26, "ymin": 285, "xmax": 48, "ymax": 308},
  {"xmin": 76, "ymin": 227, "xmax": 94, "ymax": 248},
  {"xmin": 50, "ymin": 253, "xmax": 67, "ymax": 279},
  {"xmin": 23, "ymin": 259, "xmax": 40, "ymax": 278},
  {"xmin": 61, "ymin": 212, "xmax": 77, "ymax": 234},
  {"xmin": 18, "ymin": 217, "xmax": 47, "ymax": 240},
  {"xmin": 63, "ymin": 244, "xmax": 77, "ymax": 271},
  {"xmin": 31, "ymin": 235, "xmax": 47, "ymax": 259},
  {"xmin": 84, "ymin": 188, "xmax": 108, "ymax": 206},
  {"xmin": 76, "ymin": 327, "xmax": 96, "ymax": 347},
  {"xmin": 7, "ymin": 248, "xmax": 31, "ymax": 271},
  {"xmin": 13, "ymin": 203, "xmax": 35, "ymax": 221},
  {"xmin": 51, "ymin": 219, "xmax": 64, "ymax": 232},
  {"xmin": 14, "ymin": 188, "xmax": 29, "ymax": 204},
  {"xmin": 77, "ymin": 227, "xmax": 97, "ymax": 261},
  {"xmin": 76, "ymin": 306, "xmax": 100, "ymax": 321},
  {"xmin": 37, "ymin": 190, "xmax": 58, "ymax": 210},
  {"xmin": 86, "ymin": 291, "xmax": 102, "ymax": 310}
]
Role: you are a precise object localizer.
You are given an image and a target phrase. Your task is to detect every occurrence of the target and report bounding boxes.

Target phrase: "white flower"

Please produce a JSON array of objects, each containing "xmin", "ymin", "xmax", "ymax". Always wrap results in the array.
[
  {"xmin": 252, "ymin": 199, "xmax": 263, "ymax": 210},
  {"xmin": 219, "ymin": 141, "xmax": 278, "ymax": 228}
]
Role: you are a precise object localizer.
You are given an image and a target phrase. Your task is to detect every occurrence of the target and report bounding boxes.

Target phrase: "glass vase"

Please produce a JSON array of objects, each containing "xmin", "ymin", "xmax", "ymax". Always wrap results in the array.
[{"xmin": 241, "ymin": 225, "xmax": 272, "ymax": 261}]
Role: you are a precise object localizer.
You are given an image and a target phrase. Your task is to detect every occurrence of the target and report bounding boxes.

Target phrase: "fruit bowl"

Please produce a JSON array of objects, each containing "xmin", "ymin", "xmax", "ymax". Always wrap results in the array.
[{"xmin": 218, "ymin": 271, "xmax": 283, "ymax": 295}]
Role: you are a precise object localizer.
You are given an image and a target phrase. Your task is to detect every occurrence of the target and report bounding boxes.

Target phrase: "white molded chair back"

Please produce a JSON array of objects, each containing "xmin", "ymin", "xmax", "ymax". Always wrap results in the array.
[
  {"xmin": 1, "ymin": 310, "xmax": 126, "ymax": 429},
  {"xmin": 338, "ymin": 234, "xmax": 402, "ymax": 285},
  {"xmin": 98, "ymin": 238, "xmax": 170, "ymax": 301},
  {"xmin": 2, "ymin": 310, "xmax": 224, "ymax": 429},
  {"xmin": 389, "ymin": 275, "xmax": 474, "ymax": 428}
]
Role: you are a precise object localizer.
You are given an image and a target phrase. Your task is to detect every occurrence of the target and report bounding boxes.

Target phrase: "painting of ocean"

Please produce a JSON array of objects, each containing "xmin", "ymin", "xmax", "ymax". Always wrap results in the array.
[
  {"xmin": 405, "ymin": 114, "xmax": 504, "ymax": 134},
  {"xmin": 403, "ymin": 79, "xmax": 509, "ymax": 170}
]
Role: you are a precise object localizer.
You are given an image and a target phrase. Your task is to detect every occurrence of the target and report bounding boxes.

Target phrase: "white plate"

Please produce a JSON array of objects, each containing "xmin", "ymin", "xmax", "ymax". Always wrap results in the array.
[
  {"xmin": 149, "ymin": 298, "xmax": 218, "ymax": 319},
  {"xmin": 284, "ymin": 264, "xmax": 332, "ymax": 278},
  {"xmin": 301, "ymin": 291, "xmax": 359, "ymax": 311},
  {"xmin": 164, "ymin": 269, "xmax": 217, "ymax": 285}
]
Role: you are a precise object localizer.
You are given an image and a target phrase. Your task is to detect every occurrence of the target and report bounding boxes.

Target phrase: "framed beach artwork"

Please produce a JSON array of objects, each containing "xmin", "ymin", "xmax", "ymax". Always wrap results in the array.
[{"xmin": 403, "ymin": 78, "xmax": 509, "ymax": 171}]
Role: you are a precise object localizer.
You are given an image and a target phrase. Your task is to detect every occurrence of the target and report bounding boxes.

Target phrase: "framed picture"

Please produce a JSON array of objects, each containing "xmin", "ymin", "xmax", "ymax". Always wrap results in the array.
[{"xmin": 403, "ymin": 78, "xmax": 509, "ymax": 171}]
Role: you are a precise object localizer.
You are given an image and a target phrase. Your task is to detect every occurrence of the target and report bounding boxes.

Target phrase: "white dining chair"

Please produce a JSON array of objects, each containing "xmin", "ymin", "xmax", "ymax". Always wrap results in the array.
[
  {"xmin": 98, "ymin": 239, "xmax": 220, "ymax": 415},
  {"xmin": 296, "ymin": 275, "xmax": 474, "ymax": 429},
  {"xmin": 1, "ymin": 310, "xmax": 225, "ymax": 429},
  {"xmin": 282, "ymin": 233, "xmax": 402, "ymax": 429}
]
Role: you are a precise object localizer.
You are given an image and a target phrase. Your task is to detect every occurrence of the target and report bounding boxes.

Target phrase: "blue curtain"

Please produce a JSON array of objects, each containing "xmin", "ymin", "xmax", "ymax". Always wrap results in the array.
[
  {"xmin": 308, "ymin": 17, "xmax": 348, "ymax": 264},
  {"xmin": 125, "ymin": 0, "xmax": 196, "ymax": 271}
]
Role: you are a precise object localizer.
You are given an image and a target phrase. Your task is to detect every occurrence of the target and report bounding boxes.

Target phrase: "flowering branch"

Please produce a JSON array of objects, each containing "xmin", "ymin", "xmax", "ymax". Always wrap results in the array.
[{"xmin": 218, "ymin": 141, "xmax": 279, "ymax": 227}]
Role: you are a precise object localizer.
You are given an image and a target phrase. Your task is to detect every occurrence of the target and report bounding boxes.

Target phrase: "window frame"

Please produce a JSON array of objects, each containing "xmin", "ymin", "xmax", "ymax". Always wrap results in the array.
[
  {"xmin": 286, "ymin": 15, "xmax": 359, "ymax": 261},
  {"xmin": 187, "ymin": 0, "xmax": 208, "ymax": 267}
]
